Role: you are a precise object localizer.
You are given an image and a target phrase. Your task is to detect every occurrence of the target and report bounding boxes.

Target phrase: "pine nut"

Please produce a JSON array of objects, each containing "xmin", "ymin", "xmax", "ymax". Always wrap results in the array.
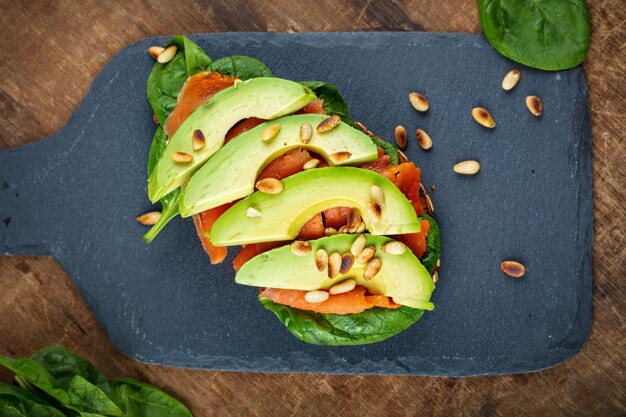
[
  {"xmin": 416, "ymin": 129, "xmax": 432, "ymax": 150},
  {"xmin": 409, "ymin": 92, "xmax": 429, "ymax": 112},
  {"xmin": 526, "ymin": 96, "xmax": 542, "ymax": 117},
  {"xmin": 255, "ymin": 178, "xmax": 284, "ymax": 194},
  {"xmin": 397, "ymin": 150, "xmax": 409, "ymax": 163},
  {"xmin": 471, "ymin": 107, "xmax": 495, "ymax": 128},
  {"xmin": 300, "ymin": 122, "xmax": 313, "ymax": 144},
  {"xmin": 148, "ymin": 46, "xmax": 165, "ymax": 60},
  {"xmin": 246, "ymin": 207, "xmax": 262, "ymax": 218},
  {"xmin": 502, "ymin": 69, "xmax": 521, "ymax": 91},
  {"xmin": 346, "ymin": 208, "xmax": 362, "ymax": 233},
  {"xmin": 303, "ymin": 158, "xmax": 320, "ymax": 170},
  {"xmin": 324, "ymin": 227, "xmax": 337, "ymax": 236},
  {"xmin": 355, "ymin": 222, "xmax": 366, "ymax": 233},
  {"xmin": 171, "ymin": 151, "xmax": 193, "ymax": 163},
  {"xmin": 315, "ymin": 249, "xmax": 329, "ymax": 272},
  {"xmin": 340, "ymin": 253, "xmax": 355, "ymax": 274},
  {"xmin": 261, "ymin": 124, "xmax": 281, "ymax": 141},
  {"xmin": 291, "ymin": 241, "xmax": 312, "ymax": 256},
  {"xmin": 329, "ymin": 151, "xmax": 352, "ymax": 163},
  {"xmin": 453, "ymin": 160, "xmax": 480, "ymax": 175},
  {"xmin": 367, "ymin": 201, "xmax": 382, "ymax": 223},
  {"xmin": 305, "ymin": 290, "xmax": 329, "ymax": 303},
  {"xmin": 432, "ymin": 271, "xmax": 439, "ymax": 283},
  {"xmin": 136, "ymin": 211, "xmax": 161, "ymax": 225},
  {"xmin": 350, "ymin": 234, "xmax": 366, "ymax": 256},
  {"xmin": 501, "ymin": 260, "xmax": 526, "ymax": 278},
  {"xmin": 329, "ymin": 279, "xmax": 356, "ymax": 295},
  {"xmin": 356, "ymin": 246, "xmax": 376, "ymax": 264},
  {"xmin": 371, "ymin": 185, "xmax": 385, "ymax": 209},
  {"xmin": 192, "ymin": 129, "xmax": 205, "ymax": 150},
  {"xmin": 363, "ymin": 257, "xmax": 382, "ymax": 281},
  {"xmin": 381, "ymin": 241, "xmax": 407, "ymax": 255},
  {"xmin": 316, "ymin": 115, "xmax": 341, "ymax": 133},
  {"xmin": 328, "ymin": 252, "xmax": 342, "ymax": 278},
  {"xmin": 395, "ymin": 125, "xmax": 407, "ymax": 150},
  {"xmin": 157, "ymin": 45, "xmax": 177, "ymax": 64}
]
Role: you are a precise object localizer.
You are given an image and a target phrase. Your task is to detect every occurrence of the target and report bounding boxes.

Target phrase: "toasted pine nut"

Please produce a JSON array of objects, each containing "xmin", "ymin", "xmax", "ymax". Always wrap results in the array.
[
  {"xmin": 356, "ymin": 246, "xmax": 376, "ymax": 264},
  {"xmin": 291, "ymin": 241, "xmax": 312, "ymax": 256},
  {"xmin": 363, "ymin": 257, "xmax": 382, "ymax": 281},
  {"xmin": 305, "ymin": 290, "xmax": 329, "ymax": 303},
  {"xmin": 409, "ymin": 92, "xmax": 429, "ymax": 112},
  {"xmin": 192, "ymin": 129, "xmax": 205, "ymax": 150},
  {"xmin": 329, "ymin": 151, "xmax": 352, "ymax": 163},
  {"xmin": 246, "ymin": 207, "xmax": 262, "ymax": 218},
  {"xmin": 346, "ymin": 208, "xmax": 362, "ymax": 233},
  {"xmin": 432, "ymin": 271, "xmax": 439, "ymax": 283},
  {"xmin": 300, "ymin": 122, "xmax": 313, "ymax": 144},
  {"xmin": 315, "ymin": 249, "xmax": 329, "ymax": 272},
  {"xmin": 136, "ymin": 211, "xmax": 161, "ymax": 225},
  {"xmin": 261, "ymin": 124, "xmax": 281, "ymax": 141},
  {"xmin": 397, "ymin": 149, "xmax": 409, "ymax": 163},
  {"xmin": 316, "ymin": 115, "xmax": 341, "ymax": 133},
  {"xmin": 351, "ymin": 234, "xmax": 367, "ymax": 256},
  {"xmin": 502, "ymin": 69, "xmax": 521, "ymax": 91},
  {"xmin": 340, "ymin": 253, "xmax": 355, "ymax": 274},
  {"xmin": 255, "ymin": 178, "xmax": 284, "ymax": 194},
  {"xmin": 367, "ymin": 201, "xmax": 382, "ymax": 223},
  {"xmin": 416, "ymin": 129, "xmax": 432, "ymax": 150},
  {"xmin": 328, "ymin": 252, "xmax": 342, "ymax": 278},
  {"xmin": 303, "ymin": 158, "xmax": 320, "ymax": 170},
  {"xmin": 471, "ymin": 107, "xmax": 496, "ymax": 128},
  {"xmin": 355, "ymin": 222, "xmax": 366, "ymax": 233},
  {"xmin": 526, "ymin": 96, "xmax": 542, "ymax": 117},
  {"xmin": 501, "ymin": 260, "xmax": 526, "ymax": 278},
  {"xmin": 171, "ymin": 151, "xmax": 193, "ymax": 163},
  {"xmin": 329, "ymin": 279, "xmax": 357, "ymax": 295},
  {"xmin": 453, "ymin": 160, "xmax": 480, "ymax": 175},
  {"xmin": 324, "ymin": 227, "xmax": 338, "ymax": 236},
  {"xmin": 157, "ymin": 45, "xmax": 177, "ymax": 64},
  {"xmin": 395, "ymin": 125, "xmax": 407, "ymax": 150},
  {"xmin": 381, "ymin": 241, "xmax": 407, "ymax": 255},
  {"xmin": 371, "ymin": 185, "xmax": 385, "ymax": 209},
  {"xmin": 148, "ymin": 46, "xmax": 165, "ymax": 60}
]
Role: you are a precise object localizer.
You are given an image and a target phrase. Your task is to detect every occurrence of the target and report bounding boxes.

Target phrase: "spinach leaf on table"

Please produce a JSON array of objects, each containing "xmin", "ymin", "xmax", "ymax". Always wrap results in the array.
[
  {"xmin": 107, "ymin": 378, "xmax": 192, "ymax": 417},
  {"xmin": 419, "ymin": 214, "xmax": 441, "ymax": 274},
  {"xmin": 30, "ymin": 346, "xmax": 107, "ymax": 391},
  {"xmin": 209, "ymin": 56, "xmax": 273, "ymax": 79},
  {"xmin": 477, "ymin": 0, "xmax": 591, "ymax": 70},
  {"xmin": 300, "ymin": 81, "xmax": 349, "ymax": 115},
  {"xmin": 259, "ymin": 298, "xmax": 424, "ymax": 346},
  {"xmin": 0, "ymin": 382, "xmax": 66, "ymax": 417}
]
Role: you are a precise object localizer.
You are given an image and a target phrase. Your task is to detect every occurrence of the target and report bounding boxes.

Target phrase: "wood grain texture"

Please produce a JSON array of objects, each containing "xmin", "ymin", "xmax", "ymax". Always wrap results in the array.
[{"xmin": 0, "ymin": 1, "xmax": 624, "ymax": 416}]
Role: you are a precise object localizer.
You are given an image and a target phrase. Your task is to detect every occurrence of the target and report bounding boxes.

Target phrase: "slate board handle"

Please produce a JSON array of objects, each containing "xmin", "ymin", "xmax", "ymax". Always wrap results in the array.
[{"xmin": 0, "ymin": 138, "xmax": 59, "ymax": 256}]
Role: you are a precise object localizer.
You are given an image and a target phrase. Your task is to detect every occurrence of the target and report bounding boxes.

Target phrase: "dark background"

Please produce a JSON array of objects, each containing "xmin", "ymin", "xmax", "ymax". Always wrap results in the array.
[{"xmin": 0, "ymin": 1, "xmax": 624, "ymax": 416}]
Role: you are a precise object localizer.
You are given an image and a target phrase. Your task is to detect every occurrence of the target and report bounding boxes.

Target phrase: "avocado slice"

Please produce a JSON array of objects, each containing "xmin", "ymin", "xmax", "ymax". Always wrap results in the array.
[
  {"xmin": 179, "ymin": 114, "xmax": 379, "ymax": 217},
  {"xmin": 236, "ymin": 234, "xmax": 435, "ymax": 310},
  {"xmin": 210, "ymin": 167, "xmax": 421, "ymax": 245},
  {"xmin": 148, "ymin": 77, "xmax": 317, "ymax": 202}
]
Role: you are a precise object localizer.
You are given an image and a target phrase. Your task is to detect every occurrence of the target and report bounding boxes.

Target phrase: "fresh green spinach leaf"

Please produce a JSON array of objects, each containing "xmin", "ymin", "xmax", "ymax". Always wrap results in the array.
[
  {"xmin": 300, "ymin": 81, "xmax": 349, "ymax": 115},
  {"xmin": 419, "ymin": 214, "xmax": 441, "ymax": 274},
  {"xmin": 209, "ymin": 56, "xmax": 273, "ymax": 79},
  {"xmin": 66, "ymin": 376, "xmax": 121, "ymax": 416},
  {"xmin": 0, "ymin": 356, "xmax": 70, "ymax": 405},
  {"xmin": 477, "ymin": 0, "xmax": 591, "ymax": 70},
  {"xmin": 259, "ymin": 298, "xmax": 424, "ymax": 346},
  {"xmin": 30, "ymin": 346, "xmax": 107, "ymax": 392},
  {"xmin": 146, "ymin": 36, "xmax": 212, "ymax": 126},
  {"xmin": 0, "ymin": 382, "xmax": 65, "ymax": 417},
  {"xmin": 107, "ymin": 378, "xmax": 192, "ymax": 417}
]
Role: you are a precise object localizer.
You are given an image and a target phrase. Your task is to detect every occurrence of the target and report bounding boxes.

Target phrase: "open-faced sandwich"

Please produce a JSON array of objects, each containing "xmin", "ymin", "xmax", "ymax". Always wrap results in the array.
[{"xmin": 141, "ymin": 36, "xmax": 440, "ymax": 345}]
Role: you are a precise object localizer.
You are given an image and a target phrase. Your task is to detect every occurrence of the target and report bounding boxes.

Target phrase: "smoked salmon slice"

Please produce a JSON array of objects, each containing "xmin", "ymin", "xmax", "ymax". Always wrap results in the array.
[{"xmin": 259, "ymin": 286, "xmax": 401, "ymax": 315}]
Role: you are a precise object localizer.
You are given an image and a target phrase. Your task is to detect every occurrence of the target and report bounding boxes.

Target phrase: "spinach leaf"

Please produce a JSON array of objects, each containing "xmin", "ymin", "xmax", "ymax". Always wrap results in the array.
[
  {"xmin": 144, "ymin": 127, "xmax": 179, "ymax": 244},
  {"xmin": 0, "ymin": 356, "xmax": 70, "ymax": 405},
  {"xmin": 30, "ymin": 346, "xmax": 107, "ymax": 392},
  {"xmin": 477, "ymin": 0, "xmax": 591, "ymax": 70},
  {"xmin": 146, "ymin": 36, "xmax": 212, "ymax": 126},
  {"xmin": 0, "ymin": 353, "xmax": 122, "ymax": 416},
  {"xmin": 66, "ymin": 376, "xmax": 122, "ymax": 416},
  {"xmin": 419, "ymin": 214, "xmax": 441, "ymax": 274},
  {"xmin": 107, "ymin": 378, "xmax": 192, "ymax": 417},
  {"xmin": 300, "ymin": 81, "xmax": 348, "ymax": 115},
  {"xmin": 259, "ymin": 298, "xmax": 424, "ymax": 346},
  {"xmin": 0, "ymin": 383, "xmax": 66, "ymax": 417},
  {"xmin": 369, "ymin": 136, "xmax": 399, "ymax": 165},
  {"xmin": 209, "ymin": 56, "xmax": 273, "ymax": 79}
]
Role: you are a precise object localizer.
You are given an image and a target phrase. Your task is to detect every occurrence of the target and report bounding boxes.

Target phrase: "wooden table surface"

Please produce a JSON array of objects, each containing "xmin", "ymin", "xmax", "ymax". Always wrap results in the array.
[{"xmin": 1, "ymin": 1, "xmax": 624, "ymax": 416}]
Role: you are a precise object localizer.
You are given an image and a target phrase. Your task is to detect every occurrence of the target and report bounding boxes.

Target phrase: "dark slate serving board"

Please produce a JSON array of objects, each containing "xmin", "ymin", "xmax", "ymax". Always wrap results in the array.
[{"xmin": 0, "ymin": 32, "xmax": 593, "ymax": 376}]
